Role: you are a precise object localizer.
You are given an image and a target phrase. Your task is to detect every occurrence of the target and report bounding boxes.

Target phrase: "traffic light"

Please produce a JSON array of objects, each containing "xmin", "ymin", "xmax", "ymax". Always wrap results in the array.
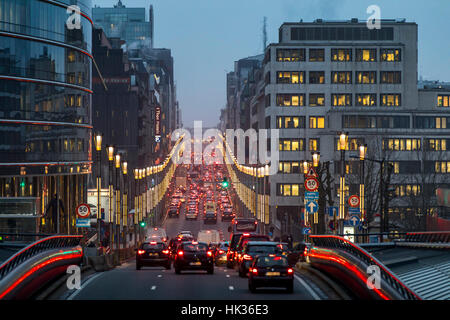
[
  {"xmin": 20, "ymin": 179, "xmax": 25, "ymax": 188},
  {"xmin": 221, "ymin": 177, "xmax": 229, "ymax": 189},
  {"xmin": 139, "ymin": 220, "xmax": 146, "ymax": 228}
]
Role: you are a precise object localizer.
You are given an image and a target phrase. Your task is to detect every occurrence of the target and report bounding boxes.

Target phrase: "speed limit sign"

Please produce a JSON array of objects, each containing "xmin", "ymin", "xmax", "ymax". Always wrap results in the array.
[
  {"xmin": 76, "ymin": 203, "xmax": 91, "ymax": 219},
  {"xmin": 304, "ymin": 178, "xmax": 319, "ymax": 191},
  {"xmin": 348, "ymin": 195, "xmax": 360, "ymax": 208}
]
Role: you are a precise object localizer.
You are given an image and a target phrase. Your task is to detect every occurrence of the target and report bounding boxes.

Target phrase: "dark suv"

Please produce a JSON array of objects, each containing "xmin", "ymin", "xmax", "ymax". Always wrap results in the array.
[
  {"xmin": 173, "ymin": 241, "xmax": 214, "ymax": 274},
  {"xmin": 237, "ymin": 241, "xmax": 281, "ymax": 277},
  {"xmin": 136, "ymin": 241, "xmax": 171, "ymax": 270}
]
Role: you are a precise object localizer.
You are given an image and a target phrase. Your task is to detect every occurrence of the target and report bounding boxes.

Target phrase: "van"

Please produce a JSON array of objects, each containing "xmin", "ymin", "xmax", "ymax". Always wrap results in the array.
[{"xmin": 197, "ymin": 230, "xmax": 221, "ymax": 245}]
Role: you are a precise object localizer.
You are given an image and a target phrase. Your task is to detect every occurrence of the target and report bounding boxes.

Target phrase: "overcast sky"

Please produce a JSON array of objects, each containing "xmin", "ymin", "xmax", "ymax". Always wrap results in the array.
[{"xmin": 93, "ymin": 0, "xmax": 450, "ymax": 127}]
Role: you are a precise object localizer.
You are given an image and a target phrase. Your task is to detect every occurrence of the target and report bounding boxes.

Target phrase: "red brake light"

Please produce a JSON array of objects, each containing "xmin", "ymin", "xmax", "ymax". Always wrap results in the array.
[
  {"xmin": 243, "ymin": 254, "xmax": 252, "ymax": 260},
  {"xmin": 219, "ymin": 250, "xmax": 224, "ymax": 254},
  {"xmin": 150, "ymin": 241, "xmax": 157, "ymax": 245},
  {"xmin": 162, "ymin": 249, "xmax": 169, "ymax": 254},
  {"xmin": 177, "ymin": 250, "xmax": 184, "ymax": 256},
  {"xmin": 288, "ymin": 268, "xmax": 294, "ymax": 274},
  {"xmin": 137, "ymin": 250, "xmax": 145, "ymax": 255},
  {"xmin": 243, "ymin": 233, "xmax": 250, "ymax": 236},
  {"xmin": 207, "ymin": 251, "xmax": 213, "ymax": 257},
  {"xmin": 251, "ymin": 268, "xmax": 258, "ymax": 275}
]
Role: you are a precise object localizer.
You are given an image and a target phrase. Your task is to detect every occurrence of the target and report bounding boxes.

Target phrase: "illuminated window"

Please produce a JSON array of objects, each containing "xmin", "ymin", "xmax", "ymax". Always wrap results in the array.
[
  {"xmin": 309, "ymin": 71, "xmax": 325, "ymax": 84},
  {"xmin": 277, "ymin": 49, "xmax": 305, "ymax": 62},
  {"xmin": 383, "ymin": 139, "xmax": 421, "ymax": 151},
  {"xmin": 64, "ymin": 139, "xmax": 68, "ymax": 152},
  {"xmin": 279, "ymin": 139, "xmax": 305, "ymax": 151},
  {"xmin": 309, "ymin": 116, "xmax": 325, "ymax": 128},
  {"xmin": 437, "ymin": 95, "xmax": 450, "ymax": 107},
  {"xmin": 381, "ymin": 49, "xmax": 401, "ymax": 61},
  {"xmin": 331, "ymin": 71, "xmax": 352, "ymax": 84},
  {"xmin": 277, "ymin": 71, "xmax": 304, "ymax": 84},
  {"xmin": 309, "ymin": 139, "xmax": 319, "ymax": 151},
  {"xmin": 356, "ymin": 94, "xmax": 376, "ymax": 106},
  {"xmin": 283, "ymin": 184, "xmax": 291, "ymax": 196},
  {"xmin": 331, "ymin": 48, "xmax": 352, "ymax": 61},
  {"xmin": 389, "ymin": 162, "xmax": 400, "ymax": 174},
  {"xmin": 68, "ymin": 51, "xmax": 76, "ymax": 63},
  {"xmin": 276, "ymin": 94, "xmax": 305, "ymax": 106},
  {"xmin": 309, "ymin": 94, "xmax": 325, "ymax": 106},
  {"xmin": 381, "ymin": 94, "xmax": 401, "ymax": 106},
  {"xmin": 292, "ymin": 184, "xmax": 299, "ymax": 196},
  {"xmin": 356, "ymin": 49, "xmax": 376, "ymax": 62},
  {"xmin": 356, "ymin": 71, "xmax": 376, "ymax": 84},
  {"xmin": 381, "ymin": 71, "xmax": 401, "ymax": 84},
  {"xmin": 426, "ymin": 139, "xmax": 447, "ymax": 151},
  {"xmin": 436, "ymin": 117, "xmax": 447, "ymax": 129},
  {"xmin": 332, "ymin": 94, "xmax": 352, "ymax": 106},
  {"xmin": 435, "ymin": 162, "xmax": 450, "ymax": 173}
]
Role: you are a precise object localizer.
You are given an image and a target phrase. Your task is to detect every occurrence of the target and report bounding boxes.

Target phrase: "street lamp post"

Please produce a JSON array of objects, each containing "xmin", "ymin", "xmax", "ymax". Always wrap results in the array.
[
  {"xmin": 312, "ymin": 153, "xmax": 320, "ymax": 235},
  {"xmin": 107, "ymin": 145, "xmax": 114, "ymax": 251},
  {"xmin": 94, "ymin": 134, "xmax": 102, "ymax": 248},
  {"xmin": 114, "ymin": 154, "xmax": 121, "ymax": 252},
  {"xmin": 359, "ymin": 145, "xmax": 367, "ymax": 242},
  {"xmin": 122, "ymin": 161, "xmax": 128, "ymax": 250},
  {"xmin": 302, "ymin": 160, "xmax": 309, "ymax": 230},
  {"xmin": 338, "ymin": 132, "xmax": 348, "ymax": 235},
  {"xmin": 134, "ymin": 169, "xmax": 139, "ymax": 247}
]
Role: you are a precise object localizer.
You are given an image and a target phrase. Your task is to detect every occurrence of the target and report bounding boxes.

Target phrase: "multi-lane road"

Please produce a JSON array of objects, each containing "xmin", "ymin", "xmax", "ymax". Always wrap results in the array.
[{"xmin": 55, "ymin": 165, "xmax": 342, "ymax": 300}]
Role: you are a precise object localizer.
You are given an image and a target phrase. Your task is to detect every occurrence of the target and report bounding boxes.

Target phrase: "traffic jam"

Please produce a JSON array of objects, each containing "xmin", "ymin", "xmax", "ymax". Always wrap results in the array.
[{"xmin": 135, "ymin": 159, "xmax": 307, "ymax": 293}]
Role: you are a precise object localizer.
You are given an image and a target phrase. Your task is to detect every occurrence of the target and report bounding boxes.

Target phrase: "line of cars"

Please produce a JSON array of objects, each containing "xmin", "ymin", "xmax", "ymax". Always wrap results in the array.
[{"xmin": 225, "ymin": 217, "xmax": 307, "ymax": 293}]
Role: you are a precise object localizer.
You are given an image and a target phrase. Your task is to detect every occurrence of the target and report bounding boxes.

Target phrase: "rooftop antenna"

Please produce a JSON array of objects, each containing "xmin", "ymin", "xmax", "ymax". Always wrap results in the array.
[{"xmin": 262, "ymin": 16, "xmax": 267, "ymax": 52}]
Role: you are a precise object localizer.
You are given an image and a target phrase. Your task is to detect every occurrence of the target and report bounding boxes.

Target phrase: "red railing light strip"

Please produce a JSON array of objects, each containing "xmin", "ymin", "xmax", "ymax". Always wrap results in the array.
[{"xmin": 309, "ymin": 235, "xmax": 421, "ymax": 300}]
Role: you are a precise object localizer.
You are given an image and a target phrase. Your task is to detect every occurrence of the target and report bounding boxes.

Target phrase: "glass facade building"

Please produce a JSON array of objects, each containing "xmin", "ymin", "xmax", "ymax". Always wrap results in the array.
[{"xmin": 0, "ymin": 0, "xmax": 93, "ymax": 233}]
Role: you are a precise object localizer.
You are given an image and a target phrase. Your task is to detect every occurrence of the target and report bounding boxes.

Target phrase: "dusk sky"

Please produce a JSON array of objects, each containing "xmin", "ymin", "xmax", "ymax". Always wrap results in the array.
[{"xmin": 93, "ymin": 0, "xmax": 450, "ymax": 128}]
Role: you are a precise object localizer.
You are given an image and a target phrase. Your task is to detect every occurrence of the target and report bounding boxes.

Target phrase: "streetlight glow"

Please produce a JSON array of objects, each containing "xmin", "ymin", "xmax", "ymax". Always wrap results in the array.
[
  {"xmin": 95, "ymin": 134, "xmax": 102, "ymax": 151},
  {"xmin": 359, "ymin": 144, "xmax": 368, "ymax": 161},
  {"xmin": 114, "ymin": 154, "xmax": 121, "ymax": 168},
  {"xmin": 107, "ymin": 145, "xmax": 114, "ymax": 161}
]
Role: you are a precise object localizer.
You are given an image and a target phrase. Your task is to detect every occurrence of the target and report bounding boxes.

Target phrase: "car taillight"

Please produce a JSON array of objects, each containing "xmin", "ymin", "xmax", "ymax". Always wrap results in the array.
[
  {"xmin": 178, "ymin": 251, "xmax": 184, "ymax": 256},
  {"xmin": 207, "ymin": 251, "xmax": 213, "ymax": 257},
  {"xmin": 243, "ymin": 254, "xmax": 252, "ymax": 260},
  {"xmin": 137, "ymin": 250, "xmax": 145, "ymax": 255},
  {"xmin": 287, "ymin": 268, "xmax": 294, "ymax": 274},
  {"xmin": 162, "ymin": 250, "xmax": 169, "ymax": 254},
  {"xmin": 251, "ymin": 268, "xmax": 258, "ymax": 275},
  {"xmin": 219, "ymin": 250, "xmax": 224, "ymax": 254}
]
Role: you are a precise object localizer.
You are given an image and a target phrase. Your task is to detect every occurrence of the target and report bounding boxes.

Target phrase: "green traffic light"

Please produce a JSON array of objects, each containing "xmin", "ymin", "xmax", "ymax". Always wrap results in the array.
[
  {"xmin": 140, "ymin": 221, "xmax": 146, "ymax": 228},
  {"xmin": 20, "ymin": 180, "xmax": 25, "ymax": 188},
  {"xmin": 221, "ymin": 177, "xmax": 229, "ymax": 188}
]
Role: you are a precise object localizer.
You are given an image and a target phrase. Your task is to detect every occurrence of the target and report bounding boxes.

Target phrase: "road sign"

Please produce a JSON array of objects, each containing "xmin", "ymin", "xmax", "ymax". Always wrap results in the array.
[
  {"xmin": 348, "ymin": 215, "xmax": 361, "ymax": 227},
  {"xmin": 348, "ymin": 195, "xmax": 360, "ymax": 208},
  {"xmin": 302, "ymin": 227, "xmax": 311, "ymax": 235},
  {"xmin": 306, "ymin": 167, "xmax": 318, "ymax": 178},
  {"xmin": 343, "ymin": 227, "xmax": 355, "ymax": 243},
  {"xmin": 305, "ymin": 201, "xmax": 319, "ymax": 214},
  {"xmin": 304, "ymin": 178, "xmax": 319, "ymax": 191},
  {"xmin": 76, "ymin": 203, "xmax": 91, "ymax": 219},
  {"xmin": 348, "ymin": 207, "xmax": 361, "ymax": 215},
  {"xmin": 76, "ymin": 218, "xmax": 90, "ymax": 227},
  {"xmin": 305, "ymin": 191, "xmax": 319, "ymax": 200},
  {"xmin": 155, "ymin": 135, "xmax": 161, "ymax": 143},
  {"xmin": 328, "ymin": 207, "xmax": 338, "ymax": 217}
]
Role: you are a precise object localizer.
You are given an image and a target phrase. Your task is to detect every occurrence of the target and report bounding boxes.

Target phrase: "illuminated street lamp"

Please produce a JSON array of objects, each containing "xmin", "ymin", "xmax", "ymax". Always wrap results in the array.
[
  {"xmin": 338, "ymin": 132, "xmax": 348, "ymax": 234},
  {"xmin": 359, "ymin": 144, "xmax": 367, "ymax": 238},
  {"xmin": 134, "ymin": 168, "xmax": 139, "ymax": 246},
  {"xmin": 106, "ymin": 145, "xmax": 114, "ymax": 250},
  {"xmin": 303, "ymin": 161, "xmax": 309, "ymax": 174},
  {"xmin": 114, "ymin": 154, "xmax": 121, "ymax": 250},
  {"xmin": 312, "ymin": 152, "xmax": 320, "ymax": 167},
  {"xmin": 94, "ymin": 133, "xmax": 102, "ymax": 248},
  {"xmin": 122, "ymin": 161, "xmax": 128, "ymax": 249}
]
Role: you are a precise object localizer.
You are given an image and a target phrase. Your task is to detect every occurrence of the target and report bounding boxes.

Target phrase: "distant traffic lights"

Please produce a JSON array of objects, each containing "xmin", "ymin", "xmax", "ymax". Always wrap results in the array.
[
  {"xmin": 139, "ymin": 220, "xmax": 146, "ymax": 228},
  {"xmin": 19, "ymin": 179, "xmax": 25, "ymax": 188},
  {"xmin": 221, "ymin": 177, "xmax": 229, "ymax": 189}
]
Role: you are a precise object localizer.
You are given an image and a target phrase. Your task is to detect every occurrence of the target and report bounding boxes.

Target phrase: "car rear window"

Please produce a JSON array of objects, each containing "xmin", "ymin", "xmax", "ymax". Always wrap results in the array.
[
  {"xmin": 142, "ymin": 243, "xmax": 164, "ymax": 250},
  {"xmin": 230, "ymin": 234, "xmax": 243, "ymax": 249},
  {"xmin": 256, "ymin": 256, "xmax": 288, "ymax": 267},
  {"xmin": 183, "ymin": 243, "xmax": 208, "ymax": 252},
  {"xmin": 247, "ymin": 245, "xmax": 279, "ymax": 254}
]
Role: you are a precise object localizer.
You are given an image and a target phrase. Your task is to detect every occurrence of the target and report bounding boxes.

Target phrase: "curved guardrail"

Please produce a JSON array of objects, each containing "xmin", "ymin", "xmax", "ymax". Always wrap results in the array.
[
  {"xmin": 309, "ymin": 235, "xmax": 421, "ymax": 300},
  {"xmin": 404, "ymin": 231, "xmax": 450, "ymax": 243},
  {"xmin": 0, "ymin": 235, "xmax": 83, "ymax": 281}
]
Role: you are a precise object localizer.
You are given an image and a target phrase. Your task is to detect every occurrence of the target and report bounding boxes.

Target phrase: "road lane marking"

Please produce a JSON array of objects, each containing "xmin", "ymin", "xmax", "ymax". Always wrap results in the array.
[
  {"xmin": 294, "ymin": 274, "xmax": 321, "ymax": 300},
  {"xmin": 226, "ymin": 275, "xmax": 230, "ymax": 278},
  {"xmin": 157, "ymin": 274, "xmax": 162, "ymax": 278},
  {"xmin": 228, "ymin": 286, "xmax": 234, "ymax": 290},
  {"xmin": 67, "ymin": 272, "xmax": 105, "ymax": 300},
  {"xmin": 151, "ymin": 286, "xmax": 157, "ymax": 290}
]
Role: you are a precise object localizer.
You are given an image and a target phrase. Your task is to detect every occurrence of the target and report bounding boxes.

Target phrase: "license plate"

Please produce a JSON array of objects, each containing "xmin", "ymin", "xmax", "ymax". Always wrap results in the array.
[
  {"xmin": 190, "ymin": 262, "xmax": 201, "ymax": 266},
  {"xmin": 149, "ymin": 253, "xmax": 158, "ymax": 256},
  {"xmin": 266, "ymin": 272, "xmax": 280, "ymax": 276}
]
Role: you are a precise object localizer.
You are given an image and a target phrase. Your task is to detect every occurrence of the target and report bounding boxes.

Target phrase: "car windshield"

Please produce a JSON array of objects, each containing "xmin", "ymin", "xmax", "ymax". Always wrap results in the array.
[
  {"xmin": 248, "ymin": 245, "xmax": 278, "ymax": 254},
  {"xmin": 256, "ymin": 256, "xmax": 288, "ymax": 267},
  {"xmin": 142, "ymin": 243, "xmax": 164, "ymax": 250},
  {"xmin": 183, "ymin": 243, "xmax": 208, "ymax": 252}
]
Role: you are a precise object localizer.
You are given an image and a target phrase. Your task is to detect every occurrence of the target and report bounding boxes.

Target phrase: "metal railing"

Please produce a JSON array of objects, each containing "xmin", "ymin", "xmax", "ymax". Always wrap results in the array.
[
  {"xmin": 309, "ymin": 235, "xmax": 421, "ymax": 300},
  {"xmin": 0, "ymin": 235, "xmax": 83, "ymax": 281},
  {"xmin": 404, "ymin": 231, "xmax": 450, "ymax": 243}
]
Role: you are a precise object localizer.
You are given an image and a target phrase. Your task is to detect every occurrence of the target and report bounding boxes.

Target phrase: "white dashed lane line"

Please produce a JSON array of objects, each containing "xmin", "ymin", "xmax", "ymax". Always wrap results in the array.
[
  {"xmin": 228, "ymin": 286, "xmax": 234, "ymax": 290},
  {"xmin": 157, "ymin": 274, "xmax": 162, "ymax": 278},
  {"xmin": 151, "ymin": 286, "xmax": 157, "ymax": 290}
]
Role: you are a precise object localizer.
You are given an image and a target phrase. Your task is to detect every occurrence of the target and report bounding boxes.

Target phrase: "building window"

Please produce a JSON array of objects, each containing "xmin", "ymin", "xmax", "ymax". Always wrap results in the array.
[
  {"xmin": 435, "ymin": 162, "xmax": 450, "ymax": 173},
  {"xmin": 382, "ymin": 138, "xmax": 422, "ymax": 151},
  {"xmin": 277, "ymin": 71, "xmax": 304, "ymax": 84},
  {"xmin": 414, "ymin": 116, "xmax": 449, "ymax": 129},
  {"xmin": 331, "ymin": 71, "xmax": 352, "ymax": 84},
  {"xmin": 356, "ymin": 94, "xmax": 376, "ymax": 106},
  {"xmin": 265, "ymin": 94, "xmax": 271, "ymax": 107},
  {"xmin": 381, "ymin": 94, "xmax": 401, "ymax": 106},
  {"xmin": 279, "ymin": 139, "xmax": 305, "ymax": 151},
  {"xmin": 356, "ymin": 49, "xmax": 377, "ymax": 62},
  {"xmin": 437, "ymin": 95, "xmax": 450, "ymax": 107},
  {"xmin": 309, "ymin": 71, "xmax": 325, "ymax": 84},
  {"xmin": 309, "ymin": 94, "xmax": 325, "ymax": 106},
  {"xmin": 276, "ymin": 94, "xmax": 305, "ymax": 106},
  {"xmin": 394, "ymin": 184, "xmax": 421, "ymax": 197},
  {"xmin": 309, "ymin": 138, "xmax": 320, "ymax": 151},
  {"xmin": 381, "ymin": 71, "xmax": 401, "ymax": 84},
  {"xmin": 276, "ymin": 116, "xmax": 305, "ymax": 128},
  {"xmin": 426, "ymin": 139, "xmax": 448, "ymax": 151},
  {"xmin": 309, "ymin": 49, "xmax": 325, "ymax": 62},
  {"xmin": 276, "ymin": 49, "xmax": 306, "ymax": 62},
  {"xmin": 332, "ymin": 94, "xmax": 352, "ymax": 106},
  {"xmin": 331, "ymin": 48, "xmax": 352, "ymax": 61},
  {"xmin": 278, "ymin": 162, "xmax": 302, "ymax": 174},
  {"xmin": 67, "ymin": 51, "xmax": 76, "ymax": 63},
  {"xmin": 356, "ymin": 71, "xmax": 376, "ymax": 84},
  {"xmin": 343, "ymin": 115, "xmax": 410, "ymax": 129},
  {"xmin": 277, "ymin": 183, "xmax": 301, "ymax": 196},
  {"xmin": 381, "ymin": 48, "xmax": 401, "ymax": 61},
  {"xmin": 309, "ymin": 116, "xmax": 325, "ymax": 128},
  {"xmin": 335, "ymin": 138, "xmax": 364, "ymax": 151}
]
